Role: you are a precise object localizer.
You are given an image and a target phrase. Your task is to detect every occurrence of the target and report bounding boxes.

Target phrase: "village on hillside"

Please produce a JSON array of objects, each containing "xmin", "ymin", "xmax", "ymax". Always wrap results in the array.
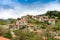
[{"xmin": 0, "ymin": 11, "xmax": 60, "ymax": 40}]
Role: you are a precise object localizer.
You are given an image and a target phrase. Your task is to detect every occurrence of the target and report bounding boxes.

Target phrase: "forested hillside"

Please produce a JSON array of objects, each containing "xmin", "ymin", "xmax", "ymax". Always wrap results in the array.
[{"xmin": 45, "ymin": 11, "xmax": 60, "ymax": 18}]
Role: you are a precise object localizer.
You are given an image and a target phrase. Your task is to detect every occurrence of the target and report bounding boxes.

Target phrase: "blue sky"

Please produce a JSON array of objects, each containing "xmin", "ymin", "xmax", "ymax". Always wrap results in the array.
[{"xmin": 0, "ymin": 0, "xmax": 60, "ymax": 19}]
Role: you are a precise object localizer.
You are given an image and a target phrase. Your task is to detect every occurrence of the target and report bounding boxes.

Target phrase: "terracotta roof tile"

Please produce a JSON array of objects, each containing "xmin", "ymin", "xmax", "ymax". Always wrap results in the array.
[
  {"xmin": 27, "ymin": 24, "xmax": 33, "ymax": 27},
  {"xmin": 0, "ymin": 37, "xmax": 10, "ymax": 40}
]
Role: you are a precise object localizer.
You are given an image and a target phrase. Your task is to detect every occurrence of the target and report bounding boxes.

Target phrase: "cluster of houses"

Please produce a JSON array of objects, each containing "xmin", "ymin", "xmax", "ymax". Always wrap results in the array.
[
  {"xmin": 8, "ymin": 14, "xmax": 57, "ymax": 40},
  {"xmin": 14, "ymin": 14, "xmax": 55, "ymax": 30},
  {"xmin": 8, "ymin": 14, "xmax": 56, "ymax": 31},
  {"xmin": 0, "ymin": 14, "xmax": 60, "ymax": 40}
]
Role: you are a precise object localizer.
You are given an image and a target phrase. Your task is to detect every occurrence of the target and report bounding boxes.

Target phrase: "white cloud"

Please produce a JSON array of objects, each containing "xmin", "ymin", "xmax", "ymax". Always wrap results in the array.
[
  {"xmin": 0, "ymin": 9, "xmax": 18, "ymax": 19},
  {"xmin": 0, "ymin": 0, "xmax": 60, "ymax": 19}
]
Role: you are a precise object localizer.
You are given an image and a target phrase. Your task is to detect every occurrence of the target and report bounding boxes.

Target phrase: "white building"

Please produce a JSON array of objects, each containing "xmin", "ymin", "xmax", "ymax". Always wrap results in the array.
[
  {"xmin": 38, "ymin": 16, "xmax": 48, "ymax": 22},
  {"xmin": 48, "ymin": 19, "xmax": 55, "ymax": 25}
]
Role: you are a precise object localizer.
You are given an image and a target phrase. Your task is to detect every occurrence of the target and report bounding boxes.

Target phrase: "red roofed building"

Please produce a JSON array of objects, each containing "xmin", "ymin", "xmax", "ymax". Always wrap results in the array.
[
  {"xmin": 27, "ymin": 23, "xmax": 33, "ymax": 27},
  {"xmin": 16, "ymin": 19, "xmax": 27, "ymax": 29}
]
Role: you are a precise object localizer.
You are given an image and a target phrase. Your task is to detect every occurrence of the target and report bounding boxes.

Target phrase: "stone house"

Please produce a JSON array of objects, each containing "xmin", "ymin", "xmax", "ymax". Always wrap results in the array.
[
  {"xmin": 27, "ymin": 23, "xmax": 34, "ymax": 32},
  {"xmin": 38, "ymin": 16, "xmax": 43, "ymax": 21},
  {"xmin": 15, "ymin": 19, "xmax": 27, "ymax": 29},
  {"xmin": 21, "ymin": 14, "xmax": 33, "ymax": 19},
  {"xmin": 36, "ymin": 16, "xmax": 48, "ymax": 22},
  {"xmin": 32, "ymin": 16, "xmax": 39, "ymax": 20},
  {"xmin": 48, "ymin": 19, "xmax": 55, "ymax": 25},
  {"xmin": 41, "ymin": 16, "xmax": 48, "ymax": 22}
]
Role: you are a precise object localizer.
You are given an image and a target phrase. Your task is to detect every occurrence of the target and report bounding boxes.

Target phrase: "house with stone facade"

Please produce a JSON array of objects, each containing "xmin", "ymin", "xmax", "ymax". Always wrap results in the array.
[
  {"xmin": 48, "ymin": 19, "xmax": 55, "ymax": 25},
  {"xmin": 27, "ymin": 23, "xmax": 34, "ymax": 32},
  {"xmin": 15, "ymin": 18, "xmax": 28, "ymax": 29},
  {"xmin": 41, "ymin": 16, "xmax": 48, "ymax": 22}
]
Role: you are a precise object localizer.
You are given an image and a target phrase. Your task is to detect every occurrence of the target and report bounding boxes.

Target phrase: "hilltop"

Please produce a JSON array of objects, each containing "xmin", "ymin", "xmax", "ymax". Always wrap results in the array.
[{"xmin": 0, "ymin": 11, "xmax": 60, "ymax": 40}]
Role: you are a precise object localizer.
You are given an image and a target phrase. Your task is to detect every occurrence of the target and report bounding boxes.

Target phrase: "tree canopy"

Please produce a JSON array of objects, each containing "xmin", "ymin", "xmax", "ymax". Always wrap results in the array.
[{"xmin": 45, "ymin": 11, "xmax": 60, "ymax": 18}]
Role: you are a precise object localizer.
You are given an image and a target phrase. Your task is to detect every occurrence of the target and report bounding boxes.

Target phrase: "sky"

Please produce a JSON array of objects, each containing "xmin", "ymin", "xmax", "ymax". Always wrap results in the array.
[{"xmin": 0, "ymin": 0, "xmax": 60, "ymax": 19}]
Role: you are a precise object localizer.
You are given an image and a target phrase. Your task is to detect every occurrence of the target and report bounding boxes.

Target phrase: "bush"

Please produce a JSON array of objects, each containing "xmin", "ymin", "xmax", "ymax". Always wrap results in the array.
[
  {"xmin": 0, "ymin": 27, "xmax": 3, "ymax": 36},
  {"xmin": 3, "ymin": 30, "xmax": 12, "ymax": 39}
]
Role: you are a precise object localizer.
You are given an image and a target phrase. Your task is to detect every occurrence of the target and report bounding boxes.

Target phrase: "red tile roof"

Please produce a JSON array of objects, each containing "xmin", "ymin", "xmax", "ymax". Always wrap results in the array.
[
  {"xmin": 0, "ymin": 37, "xmax": 10, "ymax": 40},
  {"xmin": 16, "ymin": 19, "xmax": 27, "ymax": 22},
  {"xmin": 27, "ymin": 24, "xmax": 33, "ymax": 27}
]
